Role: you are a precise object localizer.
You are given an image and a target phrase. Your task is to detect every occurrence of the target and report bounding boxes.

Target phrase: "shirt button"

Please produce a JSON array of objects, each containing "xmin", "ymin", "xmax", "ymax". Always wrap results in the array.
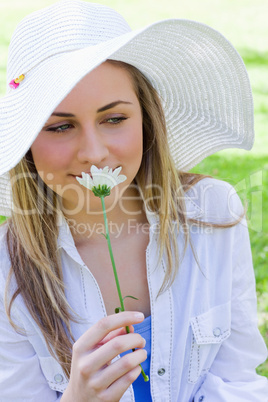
[
  {"xmin": 157, "ymin": 368, "xmax": 166, "ymax": 376},
  {"xmin": 54, "ymin": 374, "xmax": 63, "ymax": 383},
  {"xmin": 199, "ymin": 396, "xmax": 205, "ymax": 401},
  {"xmin": 213, "ymin": 327, "xmax": 222, "ymax": 337}
]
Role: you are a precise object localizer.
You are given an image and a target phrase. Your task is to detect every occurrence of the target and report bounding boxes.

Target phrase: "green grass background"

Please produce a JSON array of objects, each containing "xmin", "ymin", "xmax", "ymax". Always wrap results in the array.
[{"xmin": 0, "ymin": 0, "xmax": 267, "ymax": 375}]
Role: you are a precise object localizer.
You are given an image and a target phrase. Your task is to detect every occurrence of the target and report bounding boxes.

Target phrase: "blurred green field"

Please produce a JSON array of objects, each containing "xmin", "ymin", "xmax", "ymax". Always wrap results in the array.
[{"xmin": 0, "ymin": 0, "xmax": 267, "ymax": 376}]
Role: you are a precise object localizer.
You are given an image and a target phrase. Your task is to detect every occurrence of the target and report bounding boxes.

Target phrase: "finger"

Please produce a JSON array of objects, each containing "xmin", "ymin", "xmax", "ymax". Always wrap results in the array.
[
  {"xmin": 93, "ymin": 348, "xmax": 148, "ymax": 390},
  {"xmin": 73, "ymin": 312, "xmax": 144, "ymax": 355},
  {"xmin": 101, "ymin": 325, "xmax": 135, "ymax": 367},
  {"xmin": 80, "ymin": 332, "xmax": 146, "ymax": 375},
  {"xmin": 98, "ymin": 325, "xmax": 135, "ymax": 346},
  {"xmin": 101, "ymin": 365, "xmax": 143, "ymax": 401}
]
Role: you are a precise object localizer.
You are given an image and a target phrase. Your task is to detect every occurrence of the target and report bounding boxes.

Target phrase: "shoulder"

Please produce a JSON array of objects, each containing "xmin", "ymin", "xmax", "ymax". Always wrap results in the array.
[{"xmin": 184, "ymin": 177, "xmax": 244, "ymax": 223}]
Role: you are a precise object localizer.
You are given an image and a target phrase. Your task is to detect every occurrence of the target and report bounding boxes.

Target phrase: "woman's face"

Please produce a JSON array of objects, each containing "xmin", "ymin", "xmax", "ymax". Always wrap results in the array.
[{"xmin": 31, "ymin": 62, "xmax": 143, "ymax": 215}]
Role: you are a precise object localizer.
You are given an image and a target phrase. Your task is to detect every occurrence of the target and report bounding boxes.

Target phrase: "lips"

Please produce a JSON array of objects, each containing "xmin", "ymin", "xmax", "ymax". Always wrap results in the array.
[
  {"xmin": 70, "ymin": 171, "xmax": 91, "ymax": 179},
  {"xmin": 75, "ymin": 173, "xmax": 90, "ymax": 178}
]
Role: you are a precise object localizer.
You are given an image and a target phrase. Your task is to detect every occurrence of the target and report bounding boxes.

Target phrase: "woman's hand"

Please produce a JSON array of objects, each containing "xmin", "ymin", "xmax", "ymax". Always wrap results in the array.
[{"xmin": 61, "ymin": 311, "xmax": 147, "ymax": 402}]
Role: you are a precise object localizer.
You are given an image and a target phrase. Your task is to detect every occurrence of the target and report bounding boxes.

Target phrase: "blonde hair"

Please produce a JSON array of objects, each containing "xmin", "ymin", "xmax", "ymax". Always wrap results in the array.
[
  {"xmin": 6, "ymin": 152, "xmax": 76, "ymax": 377},
  {"xmin": 5, "ymin": 61, "xmax": 233, "ymax": 377}
]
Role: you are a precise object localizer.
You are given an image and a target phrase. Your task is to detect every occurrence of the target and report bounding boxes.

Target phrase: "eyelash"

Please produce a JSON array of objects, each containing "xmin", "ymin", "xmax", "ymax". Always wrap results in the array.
[
  {"xmin": 46, "ymin": 124, "xmax": 72, "ymax": 132},
  {"xmin": 104, "ymin": 117, "xmax": 128, "ymax": 125},
  {"xmin": 46, "ymin": 117, "xmax": 128, "ymax": 132}
]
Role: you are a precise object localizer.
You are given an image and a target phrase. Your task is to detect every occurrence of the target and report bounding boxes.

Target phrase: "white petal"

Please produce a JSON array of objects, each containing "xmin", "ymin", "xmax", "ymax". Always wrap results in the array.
[
  {"xmin": 76, "ymin": 174, "xmax": 94, "ymax": 189},
  {"xmin": 116, "ymin": 174, "xmax": 127, "ymax": 184},
  {"xmin": 111, "ymin": 167, "xmax": 122, "ymax": 178},
  {"xmin": 76, "ymin": 176, "xmax": 83, "ymax": 185},
  {"xmin": 90, "ymin": 165, "xmax": 99, "ymax": 174}
]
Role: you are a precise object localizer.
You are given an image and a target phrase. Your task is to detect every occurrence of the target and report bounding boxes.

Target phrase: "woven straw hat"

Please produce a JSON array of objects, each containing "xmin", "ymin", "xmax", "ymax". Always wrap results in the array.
[{"xmin": 0, "ymin": 0, "xmax": 254, "ymax": 216}]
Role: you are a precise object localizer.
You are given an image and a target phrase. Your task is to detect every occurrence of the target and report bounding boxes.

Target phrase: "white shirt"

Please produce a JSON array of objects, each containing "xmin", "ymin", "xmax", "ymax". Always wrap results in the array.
[{"xmin": 0, "ymin": 178, "xmax": 267, "ymax": 401}]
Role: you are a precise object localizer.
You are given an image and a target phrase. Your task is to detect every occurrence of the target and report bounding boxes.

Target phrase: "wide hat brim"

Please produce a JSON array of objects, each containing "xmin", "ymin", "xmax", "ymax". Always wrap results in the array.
[{"xmin": 0, "ymin": 18, "xmax": 254, "ymax": 216}]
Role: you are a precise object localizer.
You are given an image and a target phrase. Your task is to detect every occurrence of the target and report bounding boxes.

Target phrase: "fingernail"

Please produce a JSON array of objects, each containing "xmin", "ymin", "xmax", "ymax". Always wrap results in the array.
[{"xmin": 134, "ymin": 312, "xmax": 144, "ymax": 320}]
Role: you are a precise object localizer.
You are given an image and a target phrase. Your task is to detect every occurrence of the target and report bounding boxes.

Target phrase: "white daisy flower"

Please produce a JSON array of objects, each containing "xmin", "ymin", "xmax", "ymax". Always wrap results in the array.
[{"xmin": 76, "ymin": 165, "xmax": 127, "ymax": 197}]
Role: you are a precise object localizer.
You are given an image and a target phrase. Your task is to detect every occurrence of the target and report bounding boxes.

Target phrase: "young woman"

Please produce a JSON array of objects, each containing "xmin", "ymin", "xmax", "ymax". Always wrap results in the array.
[{"xmin": 0, "ymin": 1, "xmax": 267, "ymax": 401}]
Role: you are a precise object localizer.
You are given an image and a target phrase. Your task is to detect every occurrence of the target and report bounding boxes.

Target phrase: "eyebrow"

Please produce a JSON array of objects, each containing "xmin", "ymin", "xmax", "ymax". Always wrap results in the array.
[
  {"xmin": 97, "ymin": 100, "xmax": 132, "ymax": 112},
  {"xmin": 51, "ymin": 100, "xmax": 133, "ymax": 118},
  {"xmin": 51, "ymin": 112, "xmax": 75, "ymax": 117}
]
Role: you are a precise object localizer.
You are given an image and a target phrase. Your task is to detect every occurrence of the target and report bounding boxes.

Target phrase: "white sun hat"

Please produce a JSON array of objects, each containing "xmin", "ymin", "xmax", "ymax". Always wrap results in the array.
[{"xmin": 0, "ymin": 0, "xmax": 254, "ymax": 216}]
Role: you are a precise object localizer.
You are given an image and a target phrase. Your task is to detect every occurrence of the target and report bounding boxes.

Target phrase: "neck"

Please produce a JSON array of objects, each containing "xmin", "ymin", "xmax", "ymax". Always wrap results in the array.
[{"xmin": 62, "ymin": 187, "xmax": 148, "ymax": 246}]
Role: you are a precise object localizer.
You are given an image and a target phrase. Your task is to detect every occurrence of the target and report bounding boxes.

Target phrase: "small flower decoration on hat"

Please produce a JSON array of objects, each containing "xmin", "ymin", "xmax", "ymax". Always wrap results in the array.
[
  {"xmin": 76, "ymin": 165, "xmax": 149, "ymax": 383},
  {"xmin": 9, "ymin": 74, "xmax": 25, "ymax": 89}
]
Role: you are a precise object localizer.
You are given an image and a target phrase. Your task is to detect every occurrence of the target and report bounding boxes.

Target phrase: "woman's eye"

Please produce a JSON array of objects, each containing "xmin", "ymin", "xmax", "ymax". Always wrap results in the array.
[
  {"xmin": 104, "ymin": 117, "xmax": 128, "ymax": 124},
  {"xmin": 46, "ymin": 124, "xmax": 73, "ymax": 132}
]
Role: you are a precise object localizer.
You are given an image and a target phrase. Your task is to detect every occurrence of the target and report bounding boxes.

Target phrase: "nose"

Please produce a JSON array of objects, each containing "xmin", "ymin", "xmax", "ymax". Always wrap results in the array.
[{"xmin": 76, "ymin": 126, "xmax": 109, "ymax": 165}]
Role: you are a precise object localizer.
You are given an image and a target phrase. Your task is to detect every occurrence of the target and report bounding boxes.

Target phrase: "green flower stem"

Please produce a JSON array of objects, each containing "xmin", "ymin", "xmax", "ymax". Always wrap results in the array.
[
  {"xmin": 100, "ymin": 196, "xmax": 124, "ymax": 312},
  {"xmin": 100, "ymin": 196, "xmax": 149, "ymax": 382}
]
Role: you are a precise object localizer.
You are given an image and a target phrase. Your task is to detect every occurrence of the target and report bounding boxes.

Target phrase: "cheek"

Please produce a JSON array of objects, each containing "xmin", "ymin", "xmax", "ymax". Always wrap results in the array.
[
  {"xmin": 31, "ymin": 140, "xmax": 72, "ymax": 174},
  {"xmin": 130, "ymin": 126, "xmax": 143, "ymax": 164},
  {"xmin": 118, "ymin": 123, "xmax": 143, "ymax": 163}
]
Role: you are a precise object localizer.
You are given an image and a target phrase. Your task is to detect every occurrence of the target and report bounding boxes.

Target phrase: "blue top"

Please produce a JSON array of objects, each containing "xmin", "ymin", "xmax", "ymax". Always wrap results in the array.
[{"xmin": 120, "ymin": 315, "xmax": 152, "ymax": 401}]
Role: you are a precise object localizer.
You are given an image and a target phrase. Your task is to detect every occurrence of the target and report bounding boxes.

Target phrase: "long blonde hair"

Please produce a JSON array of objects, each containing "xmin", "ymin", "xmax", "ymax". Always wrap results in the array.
[
  {"xmin": 6, "ymin": 151, "xmax": 77, "ymax": 376},
  {"xmin": 4, "ymin": 61, "xmax": 229, "ymax": 377}
]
